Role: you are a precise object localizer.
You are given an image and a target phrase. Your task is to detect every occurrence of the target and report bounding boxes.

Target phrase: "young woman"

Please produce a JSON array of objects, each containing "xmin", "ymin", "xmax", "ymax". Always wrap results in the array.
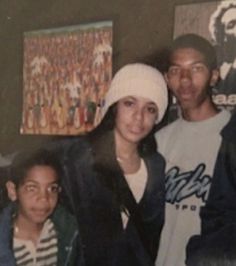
[{"xmin": 55, "ymin": 63, "xmax": 168, "ymax": 266}]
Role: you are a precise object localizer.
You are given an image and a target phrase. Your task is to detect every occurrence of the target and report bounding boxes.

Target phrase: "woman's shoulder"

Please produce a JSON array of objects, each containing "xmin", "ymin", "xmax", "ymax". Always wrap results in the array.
[
  {"xmin": 55, "ymin": 137, "xmax": 95, "ymax": 176},
  {"xmin": 52, "ymin": 204, "xmax": 77, "ymax": 230},
  {"xmin": 143, "ymin": 150, "xmax": 166, "ymax": 170},
  {"xmin": 47, "ymin": 136, "xmax": 92, "ymax": 160}
]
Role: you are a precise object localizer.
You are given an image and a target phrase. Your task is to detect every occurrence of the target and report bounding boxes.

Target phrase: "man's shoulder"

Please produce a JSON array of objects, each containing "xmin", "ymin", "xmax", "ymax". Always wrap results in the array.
[
  {"xmin": 155, "ymin": 119, "xmax": 181, "ymax": 155},
  {"xmin": 155, "ymin": 119, "xmax": 181, "ymax": 140}
]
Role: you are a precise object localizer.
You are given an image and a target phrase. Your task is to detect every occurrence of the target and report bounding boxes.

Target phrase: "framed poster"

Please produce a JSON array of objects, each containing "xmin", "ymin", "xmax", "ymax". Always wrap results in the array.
[
  {"xmin": 21, "ymin": 21, "xmax": 112, "ymax": 135},
  {"xmin": 174, "ymin": 0, "xmax": 236, "ymax": 112}
]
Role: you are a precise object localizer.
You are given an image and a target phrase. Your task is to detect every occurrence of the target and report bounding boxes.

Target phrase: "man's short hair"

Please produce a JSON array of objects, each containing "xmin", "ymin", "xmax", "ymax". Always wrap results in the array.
[{"xmin": 168, "ymin": 33, "xmax": 217, "ymax": 71}]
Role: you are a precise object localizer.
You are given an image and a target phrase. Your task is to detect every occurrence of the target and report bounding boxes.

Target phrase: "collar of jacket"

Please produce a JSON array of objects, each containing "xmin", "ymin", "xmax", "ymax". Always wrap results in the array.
[
  {"xmin": 87, "ymin": 130, "xmax": 164, "ymax": 212},
  {"xmin": 88, "ymin": 130, "xmax": 126, "ymax": 204},
  {"xmin": 89, "ymin": 130, "xmax": 118, "ymax": 175}
]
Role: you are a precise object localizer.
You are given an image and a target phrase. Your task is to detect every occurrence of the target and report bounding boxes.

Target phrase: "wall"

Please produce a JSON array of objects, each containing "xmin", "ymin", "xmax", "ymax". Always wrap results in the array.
[{"xmin": 0, "ymin": 0, "xmax": 216, "ymax": 154}]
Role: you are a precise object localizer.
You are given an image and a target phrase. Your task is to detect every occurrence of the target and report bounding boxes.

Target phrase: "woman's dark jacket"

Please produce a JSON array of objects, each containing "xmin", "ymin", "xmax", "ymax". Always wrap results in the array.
[
  {"xmin": 0, "ymin": 203, "xmax": 84, "ymax": 266},
  {"xmin": 54, "ymin": 130, "xmax": 165, "ymax": 266},
  {"xmin": 186, "ymin": 112, "xmax": 236, "ymax": 265}
]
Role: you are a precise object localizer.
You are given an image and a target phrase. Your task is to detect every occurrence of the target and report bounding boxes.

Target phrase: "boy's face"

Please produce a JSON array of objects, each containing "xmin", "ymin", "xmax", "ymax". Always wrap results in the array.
[
  {"xmin": 7, "ymin": 165, "xmax": 60, "ymax": 226},
  {"xmin": 165, "ymin": 47, "xmax": 219, "ymax": 111}
]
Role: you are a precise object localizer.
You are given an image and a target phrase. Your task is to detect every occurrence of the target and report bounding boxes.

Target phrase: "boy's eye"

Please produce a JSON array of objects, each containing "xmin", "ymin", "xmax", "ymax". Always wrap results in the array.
[
  {"xmin": 24, "ymin": 184, "xmax": 38, "ymax": 193},
  {"xmin": 48, "ymin": 184, "xmax": 61, "ymax": 194},
  {"xmin": 23, "ymin": 183, "xmax": 61, "ymax": 195}
]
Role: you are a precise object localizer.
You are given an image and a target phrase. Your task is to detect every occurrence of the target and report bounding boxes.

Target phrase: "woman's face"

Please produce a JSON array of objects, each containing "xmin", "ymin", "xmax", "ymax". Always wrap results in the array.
[{"xmin": 114, "ymin": 96, "xmax": 158, "ymax": 145}]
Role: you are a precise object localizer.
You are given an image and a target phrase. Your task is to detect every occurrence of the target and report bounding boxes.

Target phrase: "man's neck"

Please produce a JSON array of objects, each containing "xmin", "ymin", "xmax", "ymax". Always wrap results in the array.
[{"xmin": 181, "ymin": 101, "xmax": 219, "ymax": 122}]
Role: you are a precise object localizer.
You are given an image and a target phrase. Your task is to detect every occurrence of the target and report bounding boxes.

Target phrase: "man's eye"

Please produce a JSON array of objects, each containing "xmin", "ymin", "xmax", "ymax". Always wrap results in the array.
[
  {"xmin": 226, "ymin": 20, "xmax": 236, "ymax": 30},
  {"xmin": 192, "ymin": 65, "xmax": 204, "ymax": 72},
  {"xmin": 168, "ymin": 67, "xmax": 180, "ymax": 75}
]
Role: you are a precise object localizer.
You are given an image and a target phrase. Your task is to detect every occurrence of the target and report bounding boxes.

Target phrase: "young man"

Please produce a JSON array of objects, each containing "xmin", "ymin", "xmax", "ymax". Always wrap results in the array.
[
  {"xmin": 155, "ymin": 34, "xmax": 231, "ymax": 266},
  {"xmin": 0, "ymin": 149, "xmax": 84, "ymax": 266}
]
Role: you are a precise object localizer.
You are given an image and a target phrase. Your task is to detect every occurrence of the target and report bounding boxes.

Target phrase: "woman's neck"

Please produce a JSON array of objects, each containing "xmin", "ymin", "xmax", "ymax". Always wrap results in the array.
[{"xmin": 114, "ymin": 131, "xmax": 141, "ymax": 174}]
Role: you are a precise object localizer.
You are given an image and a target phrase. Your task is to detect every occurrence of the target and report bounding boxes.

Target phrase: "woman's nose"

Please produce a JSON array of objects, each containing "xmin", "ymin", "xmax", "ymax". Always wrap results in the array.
[{"xmin": 134, "ymin": 108, "xmax": 144, "ymax": 121}]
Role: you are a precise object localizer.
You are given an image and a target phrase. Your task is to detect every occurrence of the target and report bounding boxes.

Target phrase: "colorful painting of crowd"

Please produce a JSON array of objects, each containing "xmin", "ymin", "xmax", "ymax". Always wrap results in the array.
[{"xmin": 21, "ymin": 21, "xmax": 112, "ymax": 135}]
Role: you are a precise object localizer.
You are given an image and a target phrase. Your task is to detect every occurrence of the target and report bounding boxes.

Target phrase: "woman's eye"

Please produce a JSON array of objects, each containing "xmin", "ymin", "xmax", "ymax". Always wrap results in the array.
[
  {"xmin": 147, "ymin": 106, "xmax": 157, "ymax": 114},
  {"xmin": 123, "ymin": 100, "xmax": 134, "ymax": 107}
]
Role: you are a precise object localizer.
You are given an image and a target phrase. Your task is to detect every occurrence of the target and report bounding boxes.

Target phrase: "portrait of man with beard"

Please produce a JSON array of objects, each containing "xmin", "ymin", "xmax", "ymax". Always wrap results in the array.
[{"xmin": 209, "ymin": 0, "xmax": 236, "ymax": 95}]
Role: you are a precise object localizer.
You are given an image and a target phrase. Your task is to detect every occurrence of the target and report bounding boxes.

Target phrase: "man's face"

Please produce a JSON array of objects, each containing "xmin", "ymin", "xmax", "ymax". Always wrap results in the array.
[
  {"xmin": 221, "ymin": 8, "xmax": 236, "ymax": 37},
  {"xmin": 165, "ymin": 48, "xmax": 219, "ymax": 111}
]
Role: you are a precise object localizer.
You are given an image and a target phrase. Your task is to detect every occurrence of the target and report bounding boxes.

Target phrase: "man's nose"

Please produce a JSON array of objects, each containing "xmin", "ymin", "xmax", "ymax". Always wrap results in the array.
[{"xmin": 180, "ymin": 68, "xmax": 191, "ymax": 80}]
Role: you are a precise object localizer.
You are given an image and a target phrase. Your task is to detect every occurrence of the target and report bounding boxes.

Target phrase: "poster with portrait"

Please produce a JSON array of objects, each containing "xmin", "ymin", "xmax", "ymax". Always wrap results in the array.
[
  {"xmin": 173, "ymin": 0, "xmax": 236, "ymax": 113},
  {"xmin": 21, "ymin": 21, "xmax": 112, "ymax": 135}
]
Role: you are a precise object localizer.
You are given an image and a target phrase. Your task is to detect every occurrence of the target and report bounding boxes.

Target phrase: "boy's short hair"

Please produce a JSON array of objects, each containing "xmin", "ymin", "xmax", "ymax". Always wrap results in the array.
[
  {"xmin": 168, "ymin": 33, "xmax": 217, "ymax": 71},
  {"xmin": 10, "ymin": 149, "xmax": 62, "ymax": 187}
]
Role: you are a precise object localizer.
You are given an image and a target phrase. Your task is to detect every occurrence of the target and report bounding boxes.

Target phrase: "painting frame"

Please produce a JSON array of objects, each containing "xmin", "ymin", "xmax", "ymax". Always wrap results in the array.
[{"xmin": 21, "ymin": 20, "xmax": 113, "ymax": 135}]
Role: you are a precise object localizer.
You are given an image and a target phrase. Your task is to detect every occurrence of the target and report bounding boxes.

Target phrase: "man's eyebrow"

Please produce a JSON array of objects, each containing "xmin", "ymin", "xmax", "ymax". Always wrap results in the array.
[
  {"xmin": 169, "ymin": 60, "xmax": 207, "ymax": 66},
  {"xmin": 168, "ymin": 63, "xmax": 179, "ymax": 67},
  {"xmin": 191, "ymin": 60, "xmax": 207, "ymax": 65}
]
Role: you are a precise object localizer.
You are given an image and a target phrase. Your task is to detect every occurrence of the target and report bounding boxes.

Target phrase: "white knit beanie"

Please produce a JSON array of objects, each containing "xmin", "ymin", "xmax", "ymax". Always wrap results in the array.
[{"xmin": 101, "ymin": 63, "xmax": 168, "ymax": 123}]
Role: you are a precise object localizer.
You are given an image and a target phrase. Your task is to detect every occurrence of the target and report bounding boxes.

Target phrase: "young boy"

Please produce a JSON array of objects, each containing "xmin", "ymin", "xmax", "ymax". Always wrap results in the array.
[{"xmin": 0, "ymin": 149, "xmax": 84, "ymax": 266}]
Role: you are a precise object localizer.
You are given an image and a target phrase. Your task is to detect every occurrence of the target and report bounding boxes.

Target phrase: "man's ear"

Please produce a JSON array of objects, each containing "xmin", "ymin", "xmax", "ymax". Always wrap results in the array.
[
  {"xmin": 6, "ymin": 181, "xmax": 17, "ymax": 201},
  {"xmin": 210, "ymin": 69, "xmax": 220, "ymax": 87}
]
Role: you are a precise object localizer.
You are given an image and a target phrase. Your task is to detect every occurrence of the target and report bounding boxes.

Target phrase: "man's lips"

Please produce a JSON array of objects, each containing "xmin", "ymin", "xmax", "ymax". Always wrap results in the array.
[{"xmin": 178, "ymin": 88, "xmax": 195, "ymax": 99}]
